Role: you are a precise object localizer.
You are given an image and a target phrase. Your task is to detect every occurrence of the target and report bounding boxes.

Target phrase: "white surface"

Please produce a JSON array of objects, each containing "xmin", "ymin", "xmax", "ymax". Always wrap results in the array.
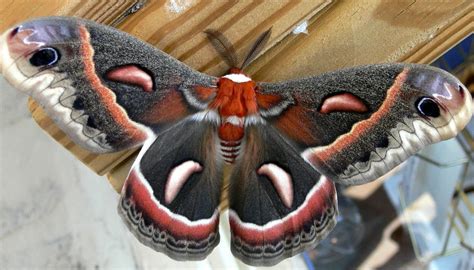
[{"xmin": 0, "ymin": 75, "xmax": 307, "ymax": 269}]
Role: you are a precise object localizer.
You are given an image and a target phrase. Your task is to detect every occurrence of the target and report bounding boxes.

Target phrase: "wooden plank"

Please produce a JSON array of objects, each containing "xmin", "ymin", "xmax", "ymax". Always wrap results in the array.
[
  {"xmin": 248, "ymin": 0, "xmax": 473, "ymax": 82},
  {"xmin": 403, "ymin": 11, "xmax": 473, "ymax": 64},
  {"xmin": 0, "ymin": 0, "xmax": 135, "ymax": 31},
  {"xmin": 119, "ymin": 0, "xmax": 334, "ymax": 76},
  {"xmin": 106, "ymin": 152, "xmax": 137, "ymax": 192}
]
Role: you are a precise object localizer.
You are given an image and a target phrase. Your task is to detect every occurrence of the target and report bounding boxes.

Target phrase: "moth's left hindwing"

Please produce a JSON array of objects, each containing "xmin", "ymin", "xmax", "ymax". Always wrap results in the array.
[
  {"xmin": 119, "ymin": 118, "xmax": 223, "ymax": 260},
  {"xmin": 0, "ymin": 17, "xmax": 217, "ymax": 153}
]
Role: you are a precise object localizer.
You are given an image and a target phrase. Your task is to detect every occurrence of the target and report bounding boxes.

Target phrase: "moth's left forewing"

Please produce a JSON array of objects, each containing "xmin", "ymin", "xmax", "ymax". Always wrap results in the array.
[{"xmin": 258, "ymin": 64, "xmax": 472, "ymax": 185}]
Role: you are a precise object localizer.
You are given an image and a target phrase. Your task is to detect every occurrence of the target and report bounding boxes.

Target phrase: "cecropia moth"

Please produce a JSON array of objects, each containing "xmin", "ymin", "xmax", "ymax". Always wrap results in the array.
[{"xmin": 0, "ymin": 17, "xmax": 472, "ymax": 266}]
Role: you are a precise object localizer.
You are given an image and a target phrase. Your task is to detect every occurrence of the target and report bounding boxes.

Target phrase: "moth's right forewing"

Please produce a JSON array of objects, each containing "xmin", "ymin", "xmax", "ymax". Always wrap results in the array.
[{"xmin": 257, "ymin": 64, "xmax": 472, "ymax": 185}]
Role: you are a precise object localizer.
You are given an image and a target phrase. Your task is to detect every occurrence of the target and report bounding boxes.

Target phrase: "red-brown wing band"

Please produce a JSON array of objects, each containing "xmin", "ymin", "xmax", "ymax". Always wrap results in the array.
[
  {"xmin": 119, "ymin": 169, "xmax": 220, "ymax": 260},
  {"xmin": 79, "ymin": 25, "xmax": 150, "ymax": 145},
  {"xmin": 229, "ymin": 176, "xmax": 336, "ymax": 266}
]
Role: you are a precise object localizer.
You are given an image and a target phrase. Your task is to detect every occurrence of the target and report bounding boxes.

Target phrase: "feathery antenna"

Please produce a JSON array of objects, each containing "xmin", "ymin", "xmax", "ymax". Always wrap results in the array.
[
  {"xmin": 240, "ymin": 27, "xmax": 272, "ymax": 70},
  {"xmin": 204, "ymin": 29, "xmax": 239, "ymax": 69}
]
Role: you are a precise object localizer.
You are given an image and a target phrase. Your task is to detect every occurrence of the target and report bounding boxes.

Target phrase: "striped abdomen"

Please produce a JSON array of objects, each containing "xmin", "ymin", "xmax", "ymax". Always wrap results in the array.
[{"xmin": 219, "ymin": 139, "xmax": 241, "ymax": 164}]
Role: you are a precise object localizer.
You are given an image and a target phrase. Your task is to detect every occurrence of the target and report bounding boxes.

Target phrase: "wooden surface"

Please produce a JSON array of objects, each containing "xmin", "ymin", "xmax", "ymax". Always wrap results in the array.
[
  {"xmin": 0, "ymin": 0, "xmax": 136, "ymax": 30},
  {"xmin": 0, "ymin": 1, "xmax": 472, "ymax": 194},
  {"xmin": 248, "ymin": 0, "xmax": 473, "ymax": 81},
  {"xmin": 119, "ymin": 0, "xmax": 335, "ymax": 76}
]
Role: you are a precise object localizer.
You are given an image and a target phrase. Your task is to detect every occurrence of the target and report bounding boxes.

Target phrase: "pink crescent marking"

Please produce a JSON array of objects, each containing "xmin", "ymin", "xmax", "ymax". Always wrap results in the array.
[
  {"xmin": 319, "ymin": 92, "xmax": 368, "ymax": 114},
  {"xmin": 106, "ymin": 65, "xmax": 154, "ymax": 92},
  {"xmin": 257, "ymin": 163, "xmax": 293, "ymax": 208},
  {"xmin": 164, "ymin": 160, "xmax": 203, "ymax": 204}
]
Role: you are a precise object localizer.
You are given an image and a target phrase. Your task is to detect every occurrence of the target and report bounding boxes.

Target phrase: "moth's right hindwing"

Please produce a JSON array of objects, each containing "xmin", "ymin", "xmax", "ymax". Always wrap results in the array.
[
  {"xmin": 0, "ymin": 17, "xmax": 217, "ymax": 153},
  {"xmin": 228, "ymin": 124, "xmax": 337, "ymax": 266},
  {"xmin": 118, "ymin": 118, "xmax": 223, "ymax": 260}
]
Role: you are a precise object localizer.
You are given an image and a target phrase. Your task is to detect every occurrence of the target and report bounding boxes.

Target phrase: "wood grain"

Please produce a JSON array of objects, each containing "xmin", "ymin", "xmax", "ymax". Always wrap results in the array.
[
  {"xmin": 248, "ymin": 0, "xmax": 473, "ymax": 82},
  {"xmin": 118, "ymin": 0, "xmax": 334, "ymax": 75},
  {"xmin": 0, "ymin": 0, "xmax": 135, "ymax": 31}
]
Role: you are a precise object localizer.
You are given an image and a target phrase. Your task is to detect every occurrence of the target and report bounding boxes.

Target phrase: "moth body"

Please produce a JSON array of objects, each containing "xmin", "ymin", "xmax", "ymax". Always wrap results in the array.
[{"xmin": 210, "ymin": 69, "xmax": 259, "ymax": 163}]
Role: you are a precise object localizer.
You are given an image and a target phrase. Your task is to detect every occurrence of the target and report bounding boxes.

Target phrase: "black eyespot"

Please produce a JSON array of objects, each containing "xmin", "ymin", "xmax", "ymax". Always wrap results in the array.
[
  {"xmin": 360, "ymin": 152, "xmax": 371, "ymax": 163},
  {"xmin": 72, "ymin": 98, "xmax": 85, "ymax": 110},
  {"xmin": 458, "ymin": 85, "xmax": 465, "ymax": 98},
  {"xmin": 29, "ymin": 47, "xmax": 60, "ymax": 67},
  {"xmin": 9, "ymin": 26, "xmax": 19, "ymax": 38},
  {"xmin": 87, "ymin": 117, "xmax": 98, "ymax": 129},
  {"xmin": 377, "ymin": 137, "xmax": 389, "ymax": 148},
  {"xmin": 416, "ymin": 97, "xmax": 440, "ymax": 117}
]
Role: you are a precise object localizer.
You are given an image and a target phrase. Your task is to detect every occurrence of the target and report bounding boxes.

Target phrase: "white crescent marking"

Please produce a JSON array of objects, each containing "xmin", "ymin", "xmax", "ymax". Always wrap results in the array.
[
  {"xmin": 257, "ymin": 163, "xmax": 293, "ymax": 208},
  {"xmin": 229, "ymin": 175, "xmax": 331, "ymax": 230},
  {"xmin": 128, "ymin": 167, "xmax": 219, "ymax": 227},
  {"xmin": 165, "ymin": 160, "xmax": 203, "ymax": 204}
]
